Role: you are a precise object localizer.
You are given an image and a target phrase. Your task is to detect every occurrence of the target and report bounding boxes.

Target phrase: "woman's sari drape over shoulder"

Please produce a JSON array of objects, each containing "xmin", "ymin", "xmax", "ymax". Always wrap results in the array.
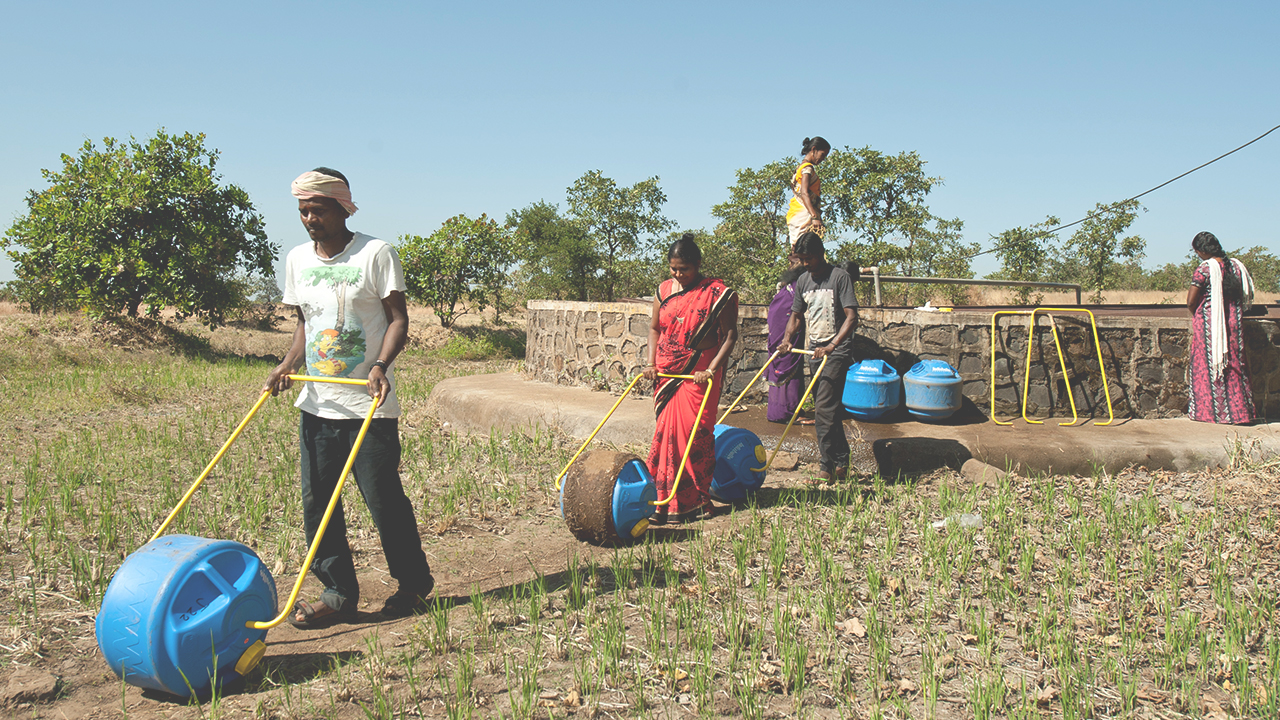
[
  {"xmin": 647, "ymin": 278, "xmax": 737, "ymax": 515},
  {"xmin": 1188, "ymin": 259, "xmax": 1255, "ymax": 424}
]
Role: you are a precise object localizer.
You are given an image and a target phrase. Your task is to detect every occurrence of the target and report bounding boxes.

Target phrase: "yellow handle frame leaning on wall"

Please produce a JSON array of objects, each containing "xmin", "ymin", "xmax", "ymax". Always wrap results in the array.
[
  {"xmin": 989, "ymin": 309, "xmax": 1115, "ymax": 426},
  {"xmin": 551, "ymin": 373, "xmax": 712, "ymax": 508},
  {"xmin": 989, "ymin": 310, "xmax": 1033, "ymax": 426},
  {"xmin": 1020, "ymin": 313, "xmax": 1080, "ymax": 426},
  {"xmin": 1030, "ymin": 308, "xmax": 1114, "ymax": 426}
]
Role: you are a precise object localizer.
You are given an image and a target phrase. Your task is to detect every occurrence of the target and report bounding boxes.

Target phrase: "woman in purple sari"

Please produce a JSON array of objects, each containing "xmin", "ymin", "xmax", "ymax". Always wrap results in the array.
[
  {"xmin": 767, "ymin": 262, "xmax": 806, "ymax": 422},
  {"xmin": 1186, "ymin": 231, "xmax": 1255, "ymax": 424}
]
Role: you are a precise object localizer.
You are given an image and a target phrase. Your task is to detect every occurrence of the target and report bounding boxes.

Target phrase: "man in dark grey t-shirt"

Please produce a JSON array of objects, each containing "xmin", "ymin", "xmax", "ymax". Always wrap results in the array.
[{"xmin": 778, "ymin": 231, "xmax": 859, "ymax": 481}]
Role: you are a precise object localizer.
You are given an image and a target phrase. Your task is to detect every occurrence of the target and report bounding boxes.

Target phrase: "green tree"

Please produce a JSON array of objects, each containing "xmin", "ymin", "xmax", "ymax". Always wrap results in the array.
[
  {"xmin": 1053, "ymin": 200, "xmax": 1145, "ymax": 303},
  {"xmin": 989, "ymin": 215, "xmax": 1061, "ymax": 304},
  {"xmin": 706, "ymin": 147, "xmax": 964, "ymax": 305},
  {"xmin": 904, "ymin": 217, "xmax": 979, "ymax": 305},
  {"xmin": 708, "ymin": 161, "xmax": 794, "ymax": 301},
  {"xmin": 1234, "ymin": 246, "xmax": 1280, "ymax": 294},
  {"xmin": 1145, "ymin": 257, "xmax": 1196, "ymax": 293},
  {"xmin": 820, "ymin": 147, "xmax": 941, "ymax": 265},
  {"xmin": 565, "ymin": 171, "xmax": 672, "ymax": 301},
  {"xmin": 399, "ymin": 214, "xmax": 512, "ymax": 328},
  {"xmin": 506, "ymin": 201, "xmax": 599, "ymax": 301},
  {"xmin": 2, "ymin": 130, "xmax": 274, "ymax": 325},
  {"xmin": 820, "ymin": 147, "xmax": 965, "ymax": 305},
  {"xmin": 1147, "ymin": 245, "xmax": 1280, "ymax": 295}
]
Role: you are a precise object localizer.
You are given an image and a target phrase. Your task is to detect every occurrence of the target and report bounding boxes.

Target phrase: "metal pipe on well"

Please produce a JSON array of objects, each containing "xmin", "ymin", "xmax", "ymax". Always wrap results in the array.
[{"xmin": 857, "ymin": 273, "xmax": 1082, "ymax": 306}]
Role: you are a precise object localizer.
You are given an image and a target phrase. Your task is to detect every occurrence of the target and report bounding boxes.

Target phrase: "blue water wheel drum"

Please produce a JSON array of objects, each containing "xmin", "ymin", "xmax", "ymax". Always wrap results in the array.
[
  {"xmin": 561, "ymin": 450, "xmax": 656, "ymax": 545},
  {"xmin": 842, "ymin": 359, "xmax": 902, "ymax": 420},
  {"xmin": 903, "ymin": 360, "xmax": 964, "ymax": 420},
  {"xmin": 709, "ymin": 424, "xmax": 767, "ymax": 502},
  {"xmin": 95, "ymin": 535, "xmax": 277, "ymax": 698}
]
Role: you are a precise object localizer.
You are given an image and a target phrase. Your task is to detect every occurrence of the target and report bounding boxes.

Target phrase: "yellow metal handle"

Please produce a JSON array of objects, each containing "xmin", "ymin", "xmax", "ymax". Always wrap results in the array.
[
  {"xmin": 554, "ymin": 374, "xmax": 644, "ymax": 491},
  {"xmin": 1022, "ymin": 312, "xmax": 1081, "ymax": 426},
  {"xmin": 651, "ymin": 376, "xmax": 714, "ymax": 507},
  {"xmin": 989, "ymin": 310, "xmax": 1034, "ymax": 427},
  {"xmin": 250, "ymin": 379, "xmax": 380, "ymax": 630},
  {"xmin": 716, "ymin": 349, "xmax": 780, "ymax": 424},
  {"xmin": 149, "ymin": 389, "xmax": 274, "ymax": 542},
  {"xmin": 1033, "ymin": 308, "xmax": 1114, "ymax": 425},
  {"xmin": 285, "ymin": 374, "xmax": 371, "ymax": 387},
  {"xmin": 716, "ymin": 347, "xmax": 815, "ymax": 425},
  {"xmin": 755, "ymin": 353, "xmax": 826, "ymax": 473},
  {"xmin": 989, "ymin": 308, "xmax": 1114, "ymax": 428}
]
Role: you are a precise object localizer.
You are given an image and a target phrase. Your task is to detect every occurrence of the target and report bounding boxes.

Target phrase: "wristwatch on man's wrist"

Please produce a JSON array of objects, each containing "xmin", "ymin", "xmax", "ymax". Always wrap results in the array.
[{"xmin": 372, "ymin": 360, "xmax": 389, "ymax": 372}]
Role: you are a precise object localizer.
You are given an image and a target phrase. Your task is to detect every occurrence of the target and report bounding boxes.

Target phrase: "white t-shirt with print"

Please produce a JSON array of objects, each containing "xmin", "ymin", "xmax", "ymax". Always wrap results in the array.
[{"xmin": 282, "ymin": 232, "xmax": 406, "ymax": 420}]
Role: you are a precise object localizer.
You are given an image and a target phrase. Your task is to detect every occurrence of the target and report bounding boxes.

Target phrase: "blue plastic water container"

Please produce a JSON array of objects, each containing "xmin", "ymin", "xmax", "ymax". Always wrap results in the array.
[
  {"xmin": 842, "ymin": 359, "xmax": 901, "ymax": 420},
  {"xmin": 903, "ymin": 360, "xmax": 964, "ymax": 420},
  {"xmin": 611, "ymin": 460, "xmax": 658, "ymax": 539},
  {"xmin": 710, "ymin": 424, "xmax": 767, "ymax": 502},
  {"xmin": 96, "ymin": 535, "xmax": 277, "ymax": 698}
]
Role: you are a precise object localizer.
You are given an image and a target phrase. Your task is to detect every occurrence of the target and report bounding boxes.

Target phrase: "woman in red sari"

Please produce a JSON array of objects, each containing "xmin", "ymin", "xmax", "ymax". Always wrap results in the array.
[{"xmin": 642, "ymin": 235, "xmax": 739, "ymax": 524}]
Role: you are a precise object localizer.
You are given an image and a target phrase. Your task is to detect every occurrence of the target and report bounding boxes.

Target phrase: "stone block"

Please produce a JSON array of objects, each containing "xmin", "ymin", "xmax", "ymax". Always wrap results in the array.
[
  {"xmin": 629, "ymin": 314, "xmax": 650, "ymax": 336},
  {"xmin": 994, "ymin": 385, "xmax": 1019, "ymax": 405},
  {"xmin": 602, "ymin": 312, "xmax": 624, "ymax": 338},
  {"xmin": 583, "ymin": 311, "xmax": 598, "ymax": 324},
  {"xmin": 958, "ymin": 354, "xmax": 984, "ymax": 375},
  {"xmin": 742, "ymin": 317, "xmax": 767, "ymax": 337},
  {"xmin": 584, "ymin": 327, "xmax": 599, "ymax": 340},
  {"xmin": 1098, "ymin": 329, "xmax": 1134, "ymax": 359},
  {"xmin": 587, "ymin": 345, "xmax": 601, "ymax": 359},
  {"xmin": 881, "ymin": 323, "xmax": 915, "ymax": 347},
  {"xmin": 1158, "ymin": 329, "xmax": 1188, "ymax": 358},
  {"xmin": 963, "ymin": 379, "xmax": 988, "ymax": 397},
  {"xmin": 992, "ymin": 355, "xmax": 1016, "ymax": 379},
  {"xmin": 920, "ymin": 325, "xmax": 953, "ymax": 349},
  {"xmin": 1026, "ymin": 385, "xmax": 1051, "ymax": 410},
  {"xmin": 1136, "ymin": 328, "xmax": 1153, "ymax": 354},
  {"xmin": 959, "ymin": 326, "xmax": 982, "ymax": 345},
  {"xmin": 1135, "ymin": 360, "xmax": 1163, "ymax": 384},
  {"xmin": 1137, "ymin": 392, "xmax": 1158, "ymax": 412}
]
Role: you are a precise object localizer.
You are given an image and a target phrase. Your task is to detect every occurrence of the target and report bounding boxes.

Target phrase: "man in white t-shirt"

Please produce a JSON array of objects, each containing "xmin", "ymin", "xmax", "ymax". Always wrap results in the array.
[{"xmin": 264, "ymin": 168, "xmax": 433, "ymax": 628}]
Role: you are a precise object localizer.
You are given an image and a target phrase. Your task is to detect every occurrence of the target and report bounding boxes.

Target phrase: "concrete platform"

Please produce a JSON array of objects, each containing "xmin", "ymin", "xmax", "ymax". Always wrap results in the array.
[{"xmin": 429, "ymin": 373, "xmax": 1279, "ymax": 477}]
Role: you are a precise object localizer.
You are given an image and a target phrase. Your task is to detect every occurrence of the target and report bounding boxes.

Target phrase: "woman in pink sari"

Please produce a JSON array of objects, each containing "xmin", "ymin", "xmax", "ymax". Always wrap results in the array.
[
  {"xmin": 1187, "ymin": 231, "xmax": 1255, "ymax": 424},
  {"xmin": 643, "ymin": 235, "xmax": 739, "ymax": 524}
]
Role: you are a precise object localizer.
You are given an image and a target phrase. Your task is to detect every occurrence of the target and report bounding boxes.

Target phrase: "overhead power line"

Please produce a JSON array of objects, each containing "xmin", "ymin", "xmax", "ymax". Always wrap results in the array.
[{"xmin": 970, "ymin": 122, "xmax": 1280, "ymax": 260}]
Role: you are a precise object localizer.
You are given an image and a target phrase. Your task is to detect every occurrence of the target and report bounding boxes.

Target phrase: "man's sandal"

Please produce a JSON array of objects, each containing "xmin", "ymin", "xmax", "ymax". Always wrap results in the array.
[{"xmin": 289, "ymin": 599, "xmax": 355, "ymax": 630}]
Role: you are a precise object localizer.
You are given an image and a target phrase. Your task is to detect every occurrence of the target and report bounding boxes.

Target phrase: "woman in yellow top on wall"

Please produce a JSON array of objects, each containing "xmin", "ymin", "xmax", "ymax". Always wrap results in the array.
[{"xmin": 786, "ymin": 136, "xmax": 831, "ymax": 249}]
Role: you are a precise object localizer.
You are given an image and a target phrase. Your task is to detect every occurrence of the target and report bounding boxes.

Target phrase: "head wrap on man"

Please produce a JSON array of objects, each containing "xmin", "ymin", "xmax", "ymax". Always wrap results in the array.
[{"xmin": 291, "ymin": 170, "xmax": 358, "ymax": 216}]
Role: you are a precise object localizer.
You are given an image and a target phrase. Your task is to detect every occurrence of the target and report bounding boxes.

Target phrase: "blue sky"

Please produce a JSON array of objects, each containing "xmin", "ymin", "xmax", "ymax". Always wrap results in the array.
[{"xmin": 2, "ymin": 1, "xmax": 1276, "ymax": 285}]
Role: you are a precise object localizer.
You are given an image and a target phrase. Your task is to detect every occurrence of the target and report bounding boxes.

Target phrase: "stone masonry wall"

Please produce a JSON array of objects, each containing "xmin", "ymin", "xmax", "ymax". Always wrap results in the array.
[{"xmin": 526, "ymin": 300, "xmax": 1280, "ymax": 419}]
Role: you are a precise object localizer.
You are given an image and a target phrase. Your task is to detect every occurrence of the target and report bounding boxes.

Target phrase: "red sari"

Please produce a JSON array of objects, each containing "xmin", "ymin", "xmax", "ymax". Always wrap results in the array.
[{"xmin": 647, "ymin": 277, "xmax": 737, "ymax": 515}]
